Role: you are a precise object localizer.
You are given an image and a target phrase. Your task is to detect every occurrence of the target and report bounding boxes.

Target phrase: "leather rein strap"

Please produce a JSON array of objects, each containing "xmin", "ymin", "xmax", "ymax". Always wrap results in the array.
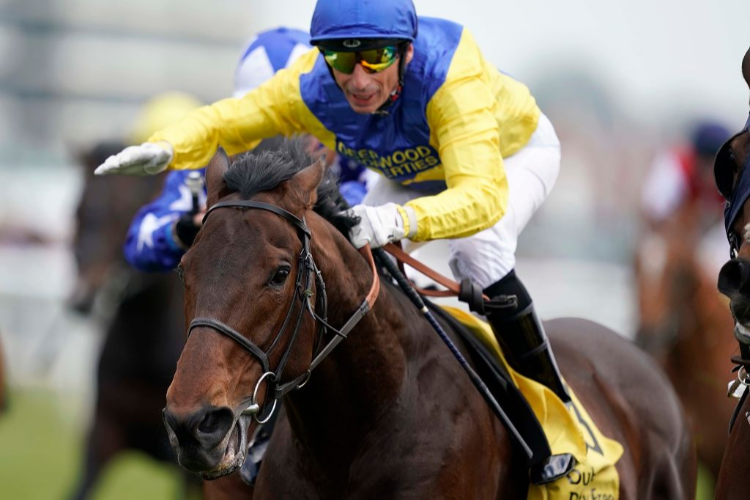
[
  {"xmin": 275, "ymin": 243, "xmax": 379, "ymax": 398},
  {"xmin": 383, "ymin": 243, "xmax": 489, "ymax": 302},
  {"xmin": 188, "ymin": 199, "xmax": 379, "ymax": 416}
]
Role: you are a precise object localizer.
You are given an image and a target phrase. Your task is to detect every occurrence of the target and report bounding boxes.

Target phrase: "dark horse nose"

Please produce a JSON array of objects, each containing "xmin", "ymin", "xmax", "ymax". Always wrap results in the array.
[
  {"xmin": 718, "ymin": 259, "xmax": 750, "ymax": 298},
  {"xmin": 162, "ymin": 406, "xmax": 236, "ymax": 468}
]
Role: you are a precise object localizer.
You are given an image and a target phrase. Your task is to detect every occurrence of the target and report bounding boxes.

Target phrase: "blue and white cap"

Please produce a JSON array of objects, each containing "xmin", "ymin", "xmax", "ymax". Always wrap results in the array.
[{"xmin": 233, "ymin": 27, "xmax": 311, "ymax": 97}]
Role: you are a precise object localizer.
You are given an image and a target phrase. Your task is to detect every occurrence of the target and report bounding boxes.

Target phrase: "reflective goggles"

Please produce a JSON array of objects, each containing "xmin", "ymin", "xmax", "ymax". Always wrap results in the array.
[{"xmin": 322, "ymin": 46, "xmax": 399, "ymax": 74}]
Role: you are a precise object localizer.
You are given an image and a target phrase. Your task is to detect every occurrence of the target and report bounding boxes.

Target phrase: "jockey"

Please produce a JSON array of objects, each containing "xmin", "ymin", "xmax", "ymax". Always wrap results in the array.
[
  {"xmin": 123, "ymin": 27, "xmax": 372, "ymax": 272},
  {"xmin": 102, "ymin": 0, "xmax": 568, "ymax": 480}
]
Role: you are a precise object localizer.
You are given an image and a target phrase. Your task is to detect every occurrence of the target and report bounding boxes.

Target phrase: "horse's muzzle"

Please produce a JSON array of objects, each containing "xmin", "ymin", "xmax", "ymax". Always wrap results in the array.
[
  {"xmin": 719, "ymin": 258, "xmax": 750, "ymax": 326},
  {"xmin": 162, "ymin": 406, "xmax": 249, "ymax": 478},
  {"xmin": 719, "ymin": 259, "xmax": 750, "ymax": 297}
]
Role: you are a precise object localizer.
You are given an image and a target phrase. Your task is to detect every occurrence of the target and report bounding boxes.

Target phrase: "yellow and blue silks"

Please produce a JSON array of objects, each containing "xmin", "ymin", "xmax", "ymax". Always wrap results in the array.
[{"xmin": 150, "ymin": 18, "xmax": 538, "ymax": 242}]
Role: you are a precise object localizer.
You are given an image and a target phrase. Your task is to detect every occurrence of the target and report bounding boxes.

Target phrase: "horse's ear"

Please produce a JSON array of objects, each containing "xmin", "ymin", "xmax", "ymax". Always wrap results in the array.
[
  {"xmin": 743, "ymin": 46, "xmax": 750, "ymax": 88},
  {"xmin": 206, "ymin": 148, "xmax": 231, "ymax": 208},
  {"xmin": 290, "ymin": 158, "xmax": 325, "ymax": 208}
]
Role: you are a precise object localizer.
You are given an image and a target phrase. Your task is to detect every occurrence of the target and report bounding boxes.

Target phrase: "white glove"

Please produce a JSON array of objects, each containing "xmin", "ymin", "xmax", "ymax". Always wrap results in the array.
[
  {"xmin": 348, "ymin": 203, "xmax": 417, "ymax": 249},
  {"xmin": 94, "ymin": 142, "xmax": 174, "ymax": 176}
]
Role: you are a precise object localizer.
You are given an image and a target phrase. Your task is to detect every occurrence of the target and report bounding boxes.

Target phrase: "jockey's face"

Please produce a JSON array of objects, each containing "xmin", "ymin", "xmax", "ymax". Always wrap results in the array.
[{"xmin": 332, "ymin": 44, "xmax": 414, "ymax": 114}]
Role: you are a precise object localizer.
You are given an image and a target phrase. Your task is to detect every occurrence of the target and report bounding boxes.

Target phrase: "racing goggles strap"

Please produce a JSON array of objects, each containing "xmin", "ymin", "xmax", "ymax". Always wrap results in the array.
[{"xmin": 322, "ymin": 46, "xmax": 399, "ymax": 74}]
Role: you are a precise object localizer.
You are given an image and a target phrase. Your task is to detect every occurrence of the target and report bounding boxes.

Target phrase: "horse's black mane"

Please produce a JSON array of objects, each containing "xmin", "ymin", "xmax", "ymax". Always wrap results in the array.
[{"xmin": 223, "ymin": 137, "xmax": 359, "ymax": 236}]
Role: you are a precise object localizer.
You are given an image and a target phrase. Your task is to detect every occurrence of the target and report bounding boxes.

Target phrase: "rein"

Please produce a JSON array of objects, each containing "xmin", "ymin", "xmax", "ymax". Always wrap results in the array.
[
  {"xmin": 372, "ymin": 247, "xmax": 539, "ymax": 464},
  {"xmin": 383, "ymin": 243, "xmax": 482, "ymax": 299},
  {"xmin": 187, "ymin": 199, "xmax": 379, "ymax": 423},
  {"xmin": 382, "ymin": 243, "xmax": 513, "ymax": 315}
]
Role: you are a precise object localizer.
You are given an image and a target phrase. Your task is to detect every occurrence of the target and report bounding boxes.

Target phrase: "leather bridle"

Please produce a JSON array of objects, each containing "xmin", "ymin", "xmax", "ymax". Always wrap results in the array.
[{"xmin": 187, "ymin": 199, "xmax": 379, "ymax": 423}]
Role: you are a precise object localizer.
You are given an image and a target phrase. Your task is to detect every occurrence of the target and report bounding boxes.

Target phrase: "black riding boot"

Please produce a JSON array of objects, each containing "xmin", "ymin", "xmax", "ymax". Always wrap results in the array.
[
  {"xmin": 484, "ymin": 269, "xmax": 571, "ymax": 405},
  {"xmin": 483, "ymin": 270, "xmax": 575, "ymax": 484}
]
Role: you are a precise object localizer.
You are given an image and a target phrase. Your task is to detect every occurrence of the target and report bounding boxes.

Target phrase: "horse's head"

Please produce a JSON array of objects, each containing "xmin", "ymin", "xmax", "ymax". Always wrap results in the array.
[
  {"xmin": 68, "ymin": 142, "xmax": 164, "ymax": 313},
  {"xmin": 715, "ymin": 47, "xmax": 750, "ymax": 332},
  {"xmin": 162, "ymin": 141, "xmax": 354, "ymax": 478}
]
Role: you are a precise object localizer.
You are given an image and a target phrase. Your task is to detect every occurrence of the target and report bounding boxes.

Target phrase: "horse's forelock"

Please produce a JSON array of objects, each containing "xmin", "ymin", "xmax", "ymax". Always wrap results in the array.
[{"xmin": 222, "ymin": 138, "xmax": 359, "ymax": 236}]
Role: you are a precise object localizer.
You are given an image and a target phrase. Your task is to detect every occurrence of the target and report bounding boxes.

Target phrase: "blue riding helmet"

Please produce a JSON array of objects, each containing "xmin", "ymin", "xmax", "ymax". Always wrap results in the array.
[
  {"xmin": 309, "ymin": 0, "xmax": 418, "ymax": 114},
  {"xmin": 234, "ymin": 27, "xmax": 311, "ymax": 97},
  {"xmin": 310, "ymin": 0, "xmax": 418, "ymax": 49}
]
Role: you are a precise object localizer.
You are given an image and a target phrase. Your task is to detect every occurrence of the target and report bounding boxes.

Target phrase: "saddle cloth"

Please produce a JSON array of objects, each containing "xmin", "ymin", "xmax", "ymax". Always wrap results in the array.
[{"xmin": 441, "ymin": 306, "xmax": 624, "ymax": 500}]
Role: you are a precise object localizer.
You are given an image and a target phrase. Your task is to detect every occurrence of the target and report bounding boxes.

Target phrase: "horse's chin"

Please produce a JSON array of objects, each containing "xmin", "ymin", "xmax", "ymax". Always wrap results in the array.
[{"xmin": 200, "ymin": 415, "xmax": 251, "ymax": 480}]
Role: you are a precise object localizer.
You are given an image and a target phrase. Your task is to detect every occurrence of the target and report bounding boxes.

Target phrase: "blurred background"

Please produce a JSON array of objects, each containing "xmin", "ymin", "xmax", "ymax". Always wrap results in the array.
[{"xmin": 0, "ymin": 0, "xmax": 748, "ymax": 498}]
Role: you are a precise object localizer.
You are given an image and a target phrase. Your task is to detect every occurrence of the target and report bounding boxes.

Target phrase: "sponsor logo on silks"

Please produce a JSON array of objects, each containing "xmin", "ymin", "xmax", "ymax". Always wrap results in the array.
[
  {"xmin": 335, "ymin": 141, "xmax": 441, "ymax": 182},
  {"xmin": 565, "ymin": 466, "xmax": 617, "ymax": 499},
  {"xmin": 343, "ymin": 39, "xmax": 361, "ymax": 48},
  {"xmin": 564, "ymin": 467, "xmax": 616, "ymax": 500}
]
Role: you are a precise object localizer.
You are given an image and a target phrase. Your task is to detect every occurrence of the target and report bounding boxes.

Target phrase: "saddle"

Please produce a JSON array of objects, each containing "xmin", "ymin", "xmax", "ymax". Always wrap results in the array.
[{"xmin": 431, "ymin": 303, "xmax": 624, "ymax": 500}]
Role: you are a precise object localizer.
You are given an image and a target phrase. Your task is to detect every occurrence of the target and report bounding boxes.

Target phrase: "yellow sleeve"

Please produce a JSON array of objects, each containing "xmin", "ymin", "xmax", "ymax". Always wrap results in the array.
[
  {"xmin": 406, "ymin": 29, "xmax": 515, "ymax": 241},
  {"xmin": 149, "ymin": 49, "xmax": 321, "ymax": 170}
]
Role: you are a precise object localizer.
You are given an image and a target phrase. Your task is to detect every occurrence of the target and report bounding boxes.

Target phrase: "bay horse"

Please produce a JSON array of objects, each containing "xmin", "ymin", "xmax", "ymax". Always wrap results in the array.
[
  {"xmin": 67, "ymin": 142, "xmax": 196, "ymax": 499},
  {"xmin": 712, "ymin": 46, "xmax": 750, "ymax": 500},
  {"xmin": 164, "ymin": 140, "xmax": 694, "ymax": 499},
  {"xmin": 634, "ymin": 213, "xmax": 736, "ymax": 481}
]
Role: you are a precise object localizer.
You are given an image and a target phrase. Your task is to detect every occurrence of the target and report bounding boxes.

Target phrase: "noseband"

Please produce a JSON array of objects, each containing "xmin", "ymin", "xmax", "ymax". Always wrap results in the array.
[{"xmin": 187, "ymin": 199, "xmax": 379, "ymax": 423}]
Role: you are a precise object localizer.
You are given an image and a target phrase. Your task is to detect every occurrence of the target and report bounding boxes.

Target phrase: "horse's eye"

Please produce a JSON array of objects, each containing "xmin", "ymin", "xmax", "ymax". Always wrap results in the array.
[
  {"xmin": 270, "ymin": 267, "xmax": 291, "ymax": 287},
  {"xmin": 176, "ymin": 264, "xmax": 185, "ymax": 283}
]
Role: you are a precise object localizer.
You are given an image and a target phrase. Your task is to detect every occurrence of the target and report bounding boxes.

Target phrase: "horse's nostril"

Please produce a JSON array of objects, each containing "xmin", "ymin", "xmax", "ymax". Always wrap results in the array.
[
  {"xmin": 163, "ymin": 406, "xmax": 235, "ymax": 450},
  {"xmin": 718, "ymin": 259, "xmax": 750, "ymax": 296},
  {"xmin": 195, "ymin": 407, "xmax": 235, "ymax": 446},
  {"xmin": 198, "ymin": 408, "xmax": 233, "ymax": 434}
]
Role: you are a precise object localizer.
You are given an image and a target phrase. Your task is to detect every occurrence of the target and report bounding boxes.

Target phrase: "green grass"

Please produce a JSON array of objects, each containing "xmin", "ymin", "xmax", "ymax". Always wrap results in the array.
[
  {"xmin": 695, "ymin": 461, "xmax": 715, "ymax": 500},
  {"xmin": 0, "ymin": 389, "xmax": 187, "ymax": 500}
]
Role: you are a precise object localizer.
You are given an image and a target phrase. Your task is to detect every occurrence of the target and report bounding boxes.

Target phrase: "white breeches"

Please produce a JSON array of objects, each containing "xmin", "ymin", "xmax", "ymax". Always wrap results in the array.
[{"xmin": 362, "ymin": 113, "xmax": 561, "ymax": 290}]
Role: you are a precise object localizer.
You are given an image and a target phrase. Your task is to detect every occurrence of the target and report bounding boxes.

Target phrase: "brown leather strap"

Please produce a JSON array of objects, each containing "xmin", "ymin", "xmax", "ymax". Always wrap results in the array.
[
  {"xmin": 383, "ymin": 243, "xmax": 488, "ymax": 301},
  {"xmin": 359, "ymin": 244, "xmax": 380, "ymax": 307},
  {"xmin": 731, "ymin": 355, "xmax": 750, "ymax": 367}
]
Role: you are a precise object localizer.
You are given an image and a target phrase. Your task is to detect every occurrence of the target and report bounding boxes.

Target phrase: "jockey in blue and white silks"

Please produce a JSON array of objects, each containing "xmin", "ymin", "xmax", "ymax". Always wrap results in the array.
[
  {"xmin": 102, "ymin": 0, "xmax": 572, "ymax": 482},
  {"xmin": 123, "ymin": 27, "xmax": 372, "ymax": 272}
]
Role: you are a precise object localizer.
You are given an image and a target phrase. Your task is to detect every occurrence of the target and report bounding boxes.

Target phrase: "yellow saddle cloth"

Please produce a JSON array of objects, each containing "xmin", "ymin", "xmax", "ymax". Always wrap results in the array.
[{"xmin": 441, "ymin": 306, "xmax": 624, "ymax": 500}]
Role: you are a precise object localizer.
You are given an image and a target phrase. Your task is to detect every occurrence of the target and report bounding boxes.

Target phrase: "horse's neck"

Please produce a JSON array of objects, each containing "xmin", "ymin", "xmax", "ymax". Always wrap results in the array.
[{"xmin": 284, "ymin": 220, "xmax": 418, "ymax": 460}]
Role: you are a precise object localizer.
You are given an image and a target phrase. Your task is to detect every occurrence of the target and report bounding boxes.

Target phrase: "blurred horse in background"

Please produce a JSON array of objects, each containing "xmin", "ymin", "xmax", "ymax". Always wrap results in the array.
[
  {"xmin": 66, "ymin": 142, "xmax": 196, "ymax": 499},
  {"xmin": 710, "ymin": 45, "xmax": 750, "ymax": 500},
  {"xmin": 634, "ymin": 214, "xmax": 735, "ymax": 480}
]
